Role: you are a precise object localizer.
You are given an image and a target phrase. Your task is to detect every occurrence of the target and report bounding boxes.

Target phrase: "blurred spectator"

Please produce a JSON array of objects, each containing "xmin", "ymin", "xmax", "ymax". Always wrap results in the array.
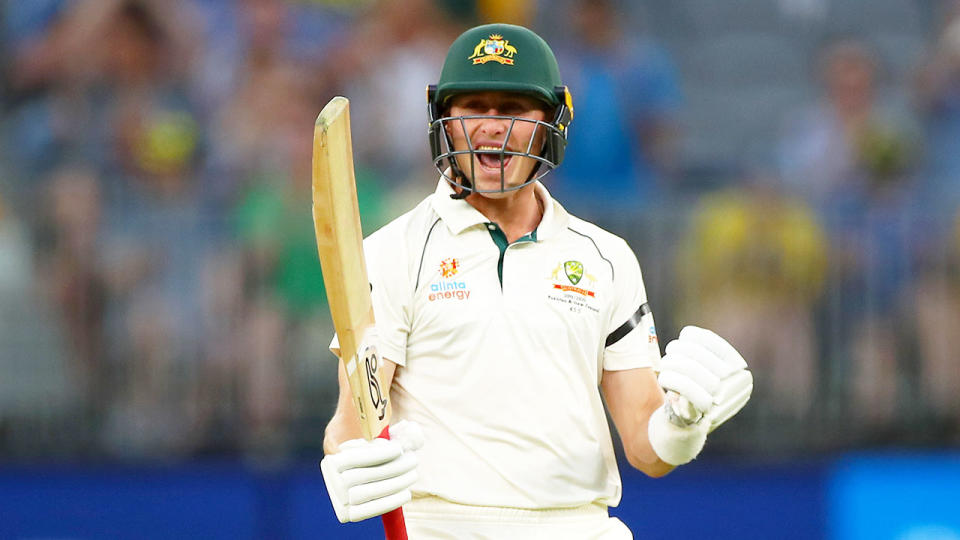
[
  {"xmin": 34, "ymin": 166, "xmax": 108, "ymax": 402},
  {"xmin": 676, "ymin": 173, "xmax": 827, "ymax": 422},
  {"xmin": 0, "ymin": 191, "xmax": 32, "ymax": 303},
  {"xmin": 194, "ymin": 0, "xmax": 294, "ymax": 113},
  {"xmin": 0, "ymin": 186, "xmax": 80, "ymax": 455},
  {"xmin": 3, "ymin": 6, "xmax": 85, "ymax": 182},
  {"xmin": 84, "ymin": 0, "xmax": 204, "ymax": 186},
  {"xmin": 212, "ymin": 57, "xmax": 314, "ymax": 198},
  {"xmin": 915, "ymin": 0, "xmax": 960, "ymax": 210},
  {"xmin": 235, "ymin": 295, "xmax": 291, "ymax": 455},
  {"xmin": 0, "ymin": 188, "xmax": 38, "ymax": 415},
  {"xmin": 910, "ymin": 209, "xmax": 960, "ymax": 435},
  {"xmin": 550, "ymin": 0, "xmax": 682, "ymax": 218},
  {"xmin": 100, "ymin": 293, "xmax": 197, "ymax": 458},
  {"xmin": 778, "ymin": 39, "xmax": 918, "ymax": 203}
]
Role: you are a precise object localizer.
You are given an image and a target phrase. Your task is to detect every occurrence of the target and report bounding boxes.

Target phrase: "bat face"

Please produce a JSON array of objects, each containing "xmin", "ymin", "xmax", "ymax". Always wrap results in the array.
[{"xmin": 311, "ymin": 96, "xmax": 390, "ymax": 441}]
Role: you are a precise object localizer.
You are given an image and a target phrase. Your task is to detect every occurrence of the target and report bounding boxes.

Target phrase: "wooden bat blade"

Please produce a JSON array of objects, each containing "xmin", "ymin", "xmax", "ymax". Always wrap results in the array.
[
  {"xmin": 311, "ymin": 96, "xmax": 388, "ymax": 441},
  {"xmin": 313, "ymin": 97, "xmax": 406, "ymax": 540}
]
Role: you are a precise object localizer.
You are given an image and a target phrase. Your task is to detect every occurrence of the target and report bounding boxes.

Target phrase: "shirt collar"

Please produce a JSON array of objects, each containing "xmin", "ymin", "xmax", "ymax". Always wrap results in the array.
[
  {"xmin": 535, "ymin": 181, "xmax": 569, "ymax": 241},
  {"xmin": 429, "ymin": 176, "xmax": 570, "ymax": 240},
  {"xmin": 430, "ymin": 178, "xmax": 489, "ymax": 235}
]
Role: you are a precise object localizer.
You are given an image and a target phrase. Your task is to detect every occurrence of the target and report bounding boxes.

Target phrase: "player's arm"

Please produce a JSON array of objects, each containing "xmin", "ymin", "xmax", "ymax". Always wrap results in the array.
[{"xmin": 601, "ymin": 367, "xmax": 675, "ymax": 478}]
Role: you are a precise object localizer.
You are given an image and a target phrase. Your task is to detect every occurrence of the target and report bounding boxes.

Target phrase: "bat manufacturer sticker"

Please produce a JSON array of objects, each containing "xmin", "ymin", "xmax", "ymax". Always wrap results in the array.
[
  {"xmin": 468, "ymin": 33, "xmax": 517, "ymax": 65},
  {"xmin": 358, "ymin": 329, "xmax": 388, "ymax": 421}
]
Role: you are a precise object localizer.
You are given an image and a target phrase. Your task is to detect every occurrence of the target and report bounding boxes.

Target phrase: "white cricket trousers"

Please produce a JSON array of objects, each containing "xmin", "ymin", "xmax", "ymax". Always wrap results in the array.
[{"xmin": 402, "ymin": 496, "xmax": 634, "ymax": 539}]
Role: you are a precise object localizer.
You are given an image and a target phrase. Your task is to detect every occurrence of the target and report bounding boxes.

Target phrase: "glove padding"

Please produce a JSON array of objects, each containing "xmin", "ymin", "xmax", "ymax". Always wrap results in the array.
[
  {"xmin": 320, "ymin": 420, "xmax": 424, "ymax": 523},
  {"xmin": 658, "ymin": 326, "xmax": 753, "ymax": 433}
]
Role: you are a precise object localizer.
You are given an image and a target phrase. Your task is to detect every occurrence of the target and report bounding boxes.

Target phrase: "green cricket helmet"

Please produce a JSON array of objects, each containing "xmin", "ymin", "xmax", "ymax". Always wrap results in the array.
[{"xmin": 427, "ymin": 23, "xmax": 574, "ymax": 196}]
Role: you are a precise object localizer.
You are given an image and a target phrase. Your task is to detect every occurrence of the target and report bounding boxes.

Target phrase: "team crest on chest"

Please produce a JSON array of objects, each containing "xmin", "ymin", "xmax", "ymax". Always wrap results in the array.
[
  {"xmin": 564, "ymin": 261, "xmax": 583, "ymax": 285},
  {"xmin": 547, "ymin": 260, "xmax": 600, "ymax": 314},
  {"xmin": 468, "ymin": 34, "xmax": 517, "ymax": 65},
  {"xmin": 549, "ymin": 260, "xmax": 597, "ymax": 297}
]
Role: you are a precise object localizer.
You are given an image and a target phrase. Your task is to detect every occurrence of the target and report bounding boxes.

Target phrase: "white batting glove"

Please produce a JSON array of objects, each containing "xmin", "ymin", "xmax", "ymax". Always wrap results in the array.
[
  {"xmin": 659, "ymin": 326, "xmax": 753, "ymax": 432},
  {"xmin": 648, "ymin": 327, "xmax": 753, "ymax": 465},
  {"xmin": 320, "ymin": 420, "xmax": 424, "ymax": 523}
]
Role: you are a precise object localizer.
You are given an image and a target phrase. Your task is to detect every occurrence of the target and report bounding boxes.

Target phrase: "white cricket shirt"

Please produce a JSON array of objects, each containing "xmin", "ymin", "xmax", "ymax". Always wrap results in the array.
[{"xmin": 347, "ymin": 179, "xmax": 659, "ymax": 509}]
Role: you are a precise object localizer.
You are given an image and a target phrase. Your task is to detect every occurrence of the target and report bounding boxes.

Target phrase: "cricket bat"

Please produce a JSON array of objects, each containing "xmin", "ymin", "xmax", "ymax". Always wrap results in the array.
[{"xmin": 312, "ymin": 96, "xmax": 406, "ymax": 540}]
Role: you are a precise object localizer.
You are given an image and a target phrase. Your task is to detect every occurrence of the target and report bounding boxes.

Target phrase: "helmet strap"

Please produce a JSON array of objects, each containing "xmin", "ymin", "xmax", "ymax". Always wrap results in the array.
[
  {"xmin": 441, "ymin": 124, "xmax": 473, "ymax": 200},
  {"xmin": 450, "ymin": 170, "xmax": 472, "ymax": 200}
]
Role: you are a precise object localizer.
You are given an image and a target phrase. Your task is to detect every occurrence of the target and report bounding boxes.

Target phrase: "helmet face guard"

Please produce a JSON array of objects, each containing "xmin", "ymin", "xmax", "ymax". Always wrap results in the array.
[{"xmin": 427, "ymin": 84, "xmax": 573, "ymax": 195}]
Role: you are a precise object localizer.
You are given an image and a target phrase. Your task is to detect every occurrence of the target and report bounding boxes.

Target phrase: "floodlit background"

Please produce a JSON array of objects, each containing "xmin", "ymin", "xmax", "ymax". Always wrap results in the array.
[{"xmin": 1, "ymin": 0, "xmax": 959, "ymax": 538}]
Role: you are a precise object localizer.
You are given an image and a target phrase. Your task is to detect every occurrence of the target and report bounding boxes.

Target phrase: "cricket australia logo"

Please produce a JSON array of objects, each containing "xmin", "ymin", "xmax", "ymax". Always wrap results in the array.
[
  {"xmin": 564, "ymin": 260, "xmax": 584, "ymax": 285},
  {"xmin": 468, "ymin": 34, "xmax": 517, "ymax": 65},
  {"xmin": 549, "ymin": 260, "xmax": 598, "ymax": 298}
]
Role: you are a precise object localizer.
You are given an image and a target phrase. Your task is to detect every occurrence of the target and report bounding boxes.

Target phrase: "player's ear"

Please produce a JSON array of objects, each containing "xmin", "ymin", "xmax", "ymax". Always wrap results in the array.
[{"xmin": 443, "ymin": 109, "xmax": 456, "ymax": 134}]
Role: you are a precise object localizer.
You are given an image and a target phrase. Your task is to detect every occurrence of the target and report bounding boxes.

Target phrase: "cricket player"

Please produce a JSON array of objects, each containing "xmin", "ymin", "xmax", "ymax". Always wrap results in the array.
[{"xmin": 320, "ymin": 23, "xmax": 753, "ymax": 539}]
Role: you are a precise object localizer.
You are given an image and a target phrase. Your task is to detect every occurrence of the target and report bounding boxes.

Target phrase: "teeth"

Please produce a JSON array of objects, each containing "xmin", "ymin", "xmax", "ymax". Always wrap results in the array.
[{"xmin": 477, "ymin": 145, "xmax": 502, "ymax": 151}]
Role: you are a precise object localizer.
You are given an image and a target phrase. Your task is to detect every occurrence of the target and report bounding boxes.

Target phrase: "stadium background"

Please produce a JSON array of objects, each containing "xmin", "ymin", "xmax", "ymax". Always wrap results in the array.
[{"xmin": 1, "ymin": 0, "xmax": 959, "ymax": 538}]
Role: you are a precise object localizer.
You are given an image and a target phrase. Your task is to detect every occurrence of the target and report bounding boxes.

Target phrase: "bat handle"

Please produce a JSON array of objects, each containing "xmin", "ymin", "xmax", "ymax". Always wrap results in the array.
[{"xmin": 377, "ymin": 425, "xmax": 409, "ymax": 540}]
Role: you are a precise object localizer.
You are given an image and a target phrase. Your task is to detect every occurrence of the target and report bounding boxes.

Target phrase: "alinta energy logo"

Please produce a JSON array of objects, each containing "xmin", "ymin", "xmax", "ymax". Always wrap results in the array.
[
  {"xmin": 429, "ymin": 258, "xmax": 471, "ymax": 302},
  {"xmin": 440, "ymin": 257, "xmax": 459, "ymax": 278}
]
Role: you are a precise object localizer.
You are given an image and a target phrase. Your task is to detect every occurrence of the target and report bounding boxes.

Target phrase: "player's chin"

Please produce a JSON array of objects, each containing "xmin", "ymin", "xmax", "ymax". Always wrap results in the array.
[
  {"xmin": 470, "ymin": 160, "xmax": 531, "ymax": 193},
  {"xmin": 471, "ymin": 175, "xmax": 523, "ymax": 196}
]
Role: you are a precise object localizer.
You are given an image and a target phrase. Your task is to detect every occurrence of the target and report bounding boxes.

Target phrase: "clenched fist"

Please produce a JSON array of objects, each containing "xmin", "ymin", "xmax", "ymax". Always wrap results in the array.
[{"xmin": 648, "ymin": 327, "xmax": 753, "ymax": 466}]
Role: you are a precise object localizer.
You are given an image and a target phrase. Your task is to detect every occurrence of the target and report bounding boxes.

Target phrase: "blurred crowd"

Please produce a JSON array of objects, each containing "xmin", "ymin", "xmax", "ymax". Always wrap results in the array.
[{"xmin": 0, "ymin": 0, "xmax": 958, "ymax": 461}]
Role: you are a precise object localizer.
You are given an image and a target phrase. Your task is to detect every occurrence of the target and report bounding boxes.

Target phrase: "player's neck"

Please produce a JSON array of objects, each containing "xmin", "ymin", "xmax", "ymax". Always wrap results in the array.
[{"xmin": 467, "ymin": 184, "xmax": 543, "ymax": 244}]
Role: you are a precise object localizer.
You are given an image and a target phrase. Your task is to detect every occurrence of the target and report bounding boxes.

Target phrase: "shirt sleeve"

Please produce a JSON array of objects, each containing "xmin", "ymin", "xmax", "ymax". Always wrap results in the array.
[
  {"xmin": 329, "ymin": 225, "xmax": 413, "ymax": 366},
  {"xmin": 601, "ymin": 239, "xmax": 661, "ymax": 371}
]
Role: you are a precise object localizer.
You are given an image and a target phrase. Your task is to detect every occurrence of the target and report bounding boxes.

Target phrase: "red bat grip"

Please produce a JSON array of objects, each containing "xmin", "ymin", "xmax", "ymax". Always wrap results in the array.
[{"xmin": 377, "ymin": 425, "xmax": 408, "ymax": 540}]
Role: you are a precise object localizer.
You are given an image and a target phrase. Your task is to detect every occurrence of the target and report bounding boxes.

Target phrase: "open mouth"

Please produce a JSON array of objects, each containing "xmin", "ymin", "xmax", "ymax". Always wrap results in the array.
[{"xmin": 475, "ymin": 145, "xmax": 512, "ymax": 171}]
